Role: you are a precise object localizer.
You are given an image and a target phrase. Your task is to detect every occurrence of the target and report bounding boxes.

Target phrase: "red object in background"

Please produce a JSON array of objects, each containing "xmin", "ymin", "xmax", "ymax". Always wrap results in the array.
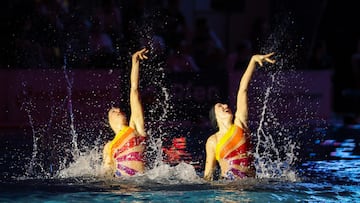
[{"xmin": 162, "ymin": 136, "xmax": 192, "ymax": 165}]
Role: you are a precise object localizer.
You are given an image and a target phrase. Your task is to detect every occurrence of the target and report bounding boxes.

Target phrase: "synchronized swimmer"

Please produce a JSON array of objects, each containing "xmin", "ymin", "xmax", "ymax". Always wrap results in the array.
[
  {"xmin": 102, "ymin": 48, "xmax": 149, "ymax": 177},
  {"xmin": 204, "ymin": 53, "xmax": 275, "ymax": 180}
]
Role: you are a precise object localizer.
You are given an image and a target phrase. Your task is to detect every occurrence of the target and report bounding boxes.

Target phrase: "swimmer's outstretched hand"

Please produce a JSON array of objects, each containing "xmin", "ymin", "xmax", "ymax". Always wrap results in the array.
[
  {"xmin": 252, "ymin": 52, "xmax": 276, "ymax": 67},
  {"xmin": 132, "ymin": 48, "xmax": 149, "ymax": 63}
]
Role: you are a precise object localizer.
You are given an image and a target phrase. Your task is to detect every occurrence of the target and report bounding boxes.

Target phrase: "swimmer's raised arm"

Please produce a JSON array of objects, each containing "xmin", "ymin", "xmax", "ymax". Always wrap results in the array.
[
  {"xmin": 129, "ymin": 48, "xmax": 148, "ymax": 136},
  {"xmin": 234, "ymin": 53, "xmax": 275, "ymax": 129}
]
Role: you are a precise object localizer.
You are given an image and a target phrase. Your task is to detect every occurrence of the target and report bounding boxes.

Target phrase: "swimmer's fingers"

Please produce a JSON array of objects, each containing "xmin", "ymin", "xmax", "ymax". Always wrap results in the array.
[
  {"xmin": 141, "ymin": 51, "xmax": 148, "ymax": 60},
  {"xmin": 138, "ymin": 47, "xmax": 147, "ymax": 53},
  {"xmin": 265, "ymin": 58, "xmax": 275, "ymax": 64},
  {"xmin": 258, "ymin": 60, "xmax": 263, "ymax": 67},
  {"xmin": 133, "ymin": 48, "xmax": 149, "ymax": 61},
  {"xmin": 139, "ymin": 48, "xmax": 149, "ymax": 60},
  {"xmin": 264, "ymin": 52, "xmax": 275, "ymax": 58},
  {"xmin": 255, "ymin": 52, "xmax": 275, "ymax": 67},
  {"xmin": 264, "ymin": 52, "xmax": 276, "ymax": 64}
]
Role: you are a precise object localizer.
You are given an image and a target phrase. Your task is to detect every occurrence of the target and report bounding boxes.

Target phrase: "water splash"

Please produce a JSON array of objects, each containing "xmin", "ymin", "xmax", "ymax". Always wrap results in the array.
[
  {"xmin": 57, "ymin": 149, "xmax": 202, "ymax": 185},
  {"xmin": 144, "ymin": 69, "xmax": 173, "ymax": 168},
  {"xmin": 21, "ymin": 82, "xmax": 41, "ymax": 176},
  {"xmin": 253, "ymin": 80, "xmax": 298, "ymax": 180},
  {"xmin": 57, "ymin": 146, "xmax": 103, "ymax": 178},
  {"xmin": 63, "ymin": 55, "xmax": 80, "ymax": 158},
  {"xmin": 251, "ymin": 13, "xmax": 306, "ymax": 181},
  {"xmin": 19, "ymin": 80, "xmax": 60, "ymax": 178},
  {"xmin": 137, "ymin": 16, "xmax": 177, "ymax": 168},
  {"xmin": 141, "ymin": 162, "xmax": 203, "ymax": 184}
]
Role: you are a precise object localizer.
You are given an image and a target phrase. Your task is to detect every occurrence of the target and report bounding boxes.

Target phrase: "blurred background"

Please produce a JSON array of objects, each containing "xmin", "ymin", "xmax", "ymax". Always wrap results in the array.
[{"xmin": 2, "ymin": 0, "xmax": 360, "ymax": 116}]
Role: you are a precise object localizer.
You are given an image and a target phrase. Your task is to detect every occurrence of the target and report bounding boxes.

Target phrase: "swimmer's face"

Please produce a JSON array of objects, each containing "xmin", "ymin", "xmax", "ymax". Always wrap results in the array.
[
  {"xmin": 108, "ymin": 107, "xmax": 127, "ymax": 130},
  {"xmin": 214, "ymin": 103, "xmax": 233, "ymax": 120}
]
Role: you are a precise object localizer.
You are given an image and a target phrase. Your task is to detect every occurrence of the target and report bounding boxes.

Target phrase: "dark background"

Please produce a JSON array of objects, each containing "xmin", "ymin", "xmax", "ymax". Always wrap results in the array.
[{"xmin": 2, "ymin": 0, "xmax": 360, "ymax": 113}]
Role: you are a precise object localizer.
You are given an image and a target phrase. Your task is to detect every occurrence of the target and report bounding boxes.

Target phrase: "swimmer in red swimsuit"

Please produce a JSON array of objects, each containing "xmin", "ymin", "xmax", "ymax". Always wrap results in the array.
[
  {"xmin": 102, "ymin": 48, "xmax": 148, "ymax": 177},
  {"xmin": 204, "ymin": 53, "xmax": 275, "ymax": 180}
]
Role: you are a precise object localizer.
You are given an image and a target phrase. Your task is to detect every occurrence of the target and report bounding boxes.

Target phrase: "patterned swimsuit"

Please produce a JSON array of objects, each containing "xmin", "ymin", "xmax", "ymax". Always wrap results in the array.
[
  {"xmin": 215, "ymin": 124, "xmax": 252, "ymax": 179},
  {"xmin": 109, "ymin": 126, "xmax": 146, "ymax": 177}
]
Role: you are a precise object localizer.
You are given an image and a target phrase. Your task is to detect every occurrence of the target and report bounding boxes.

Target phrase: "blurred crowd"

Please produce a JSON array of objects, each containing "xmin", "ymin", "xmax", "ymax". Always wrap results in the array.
[
  {"xmin": 2, "ymin": 0, "xmax": 208, "ymax": 72},
  {"xmin": 4, "ymin": 1, "xmax": 345, "ymax": 73},
  {"xmin": 3, "ymin": 0, "xmax": 277, "ymax": 74}
]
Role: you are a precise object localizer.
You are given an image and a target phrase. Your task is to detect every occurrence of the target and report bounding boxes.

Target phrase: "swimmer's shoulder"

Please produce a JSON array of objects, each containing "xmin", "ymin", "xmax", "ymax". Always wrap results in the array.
[{"xmin": 206, "ymin": 133, "xmax": 217, "ymax": 146}]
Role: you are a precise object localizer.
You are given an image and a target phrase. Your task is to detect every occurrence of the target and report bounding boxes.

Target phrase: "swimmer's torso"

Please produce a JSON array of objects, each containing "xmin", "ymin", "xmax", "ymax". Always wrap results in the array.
[
  {"xmin": 108, "ymin": 126, "xmax": 146, "ymax": 177},
  {"xmin": 215, "ymin": 125, "xmax": 255, "ymax": 180}
]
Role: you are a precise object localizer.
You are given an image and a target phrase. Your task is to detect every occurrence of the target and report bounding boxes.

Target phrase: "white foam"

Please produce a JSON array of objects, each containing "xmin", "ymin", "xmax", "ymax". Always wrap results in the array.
[
  {"xmin": 146, "ymin": 162, "xmax": 202, "ymax": 183},
  {"xmin": 57, "ymin": 148, "xmax": 103, "ymax": 178}
]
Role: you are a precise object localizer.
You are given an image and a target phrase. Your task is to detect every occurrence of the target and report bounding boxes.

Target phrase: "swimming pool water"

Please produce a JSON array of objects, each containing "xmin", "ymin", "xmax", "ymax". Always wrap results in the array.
[{"xmin": 1, "ymin": 159, "xmax": 359, "ymax": 202}]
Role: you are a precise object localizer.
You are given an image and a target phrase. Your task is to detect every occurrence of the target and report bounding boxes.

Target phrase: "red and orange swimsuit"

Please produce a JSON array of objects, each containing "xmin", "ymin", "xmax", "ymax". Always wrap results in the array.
[
  {"xmin": 108, "ymin": 126, "xmax": 146, "ymax": 177},
  {"xmin": 215, "ymin": 124, "xmax": 252, "ymax": 179}
]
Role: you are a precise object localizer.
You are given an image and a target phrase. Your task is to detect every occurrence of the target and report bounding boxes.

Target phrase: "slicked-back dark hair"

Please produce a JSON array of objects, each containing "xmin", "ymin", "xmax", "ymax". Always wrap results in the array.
[{"xmin": 209, "ymin": 105, "xmax": 218, "ymax": 130}]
